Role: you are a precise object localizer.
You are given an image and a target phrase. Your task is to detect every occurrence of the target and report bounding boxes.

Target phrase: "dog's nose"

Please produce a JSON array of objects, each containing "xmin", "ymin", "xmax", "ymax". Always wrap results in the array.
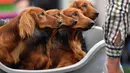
[
  {"xmin": 88, "ymin": 21, "xmax": 94, "ymax": 29},
  {"xmin": 57, "ymin": 20, "xmax": 62, "ymax": 27},
  {"xmin": 94, "ymin": 12, "xmax": 99, "ymax": 17},
  {"xmin": 72, "ymin": 20, "xmax": 77, "ymax": 26},
  {"xmin": 58, "ymin": 20, "xmax": 62, "ymax": 25}
]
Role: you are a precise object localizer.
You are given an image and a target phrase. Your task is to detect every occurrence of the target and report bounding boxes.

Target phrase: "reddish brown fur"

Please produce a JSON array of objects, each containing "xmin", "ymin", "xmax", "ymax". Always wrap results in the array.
[
  {"xmin": 60, "ymin": 8, "xmax": 94, "ymax": 29},
  {"xmin": 17, "ymin": 9, "xmax": 61, "ymax": 70},
  {"xmin": 0, "ymin": 7, "xmax": 58, "ymax": 66},
  {"xmin": 69, "ymin": 0, "xmax": 98, "ymax": 20},
  {"xmin": 19, "ymin": 44, "xmax": 49, "ymax": 70},
  {"xmin": 46, "ymin": 9, "xmax": 77, "ymax": 26},
  {"xmin": 45, "ymin": 9, "xmax": 62, "ymax": 27},
  {"xmin": 45, "ymin": 9, "xmax": 61, "ymax": 18},
  {"xmin": 45, "ymin": 8, "xmax": 94, "ymax": 69},
  {"xmin": 57, "ymin": 30, "xmax": 86, "ymax": 68}
]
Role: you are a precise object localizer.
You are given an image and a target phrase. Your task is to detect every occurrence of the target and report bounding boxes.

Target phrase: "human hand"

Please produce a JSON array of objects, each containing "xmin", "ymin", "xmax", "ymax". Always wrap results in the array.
[{"xmin": 106, "ymin": 58, "xmax": 124, "ymax": 73}]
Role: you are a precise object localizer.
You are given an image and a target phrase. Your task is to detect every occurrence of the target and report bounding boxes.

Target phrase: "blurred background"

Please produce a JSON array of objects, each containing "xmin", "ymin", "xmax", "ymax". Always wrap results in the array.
[
  {"xmin": 0, "ymin": 0, "xmax": 106, "ymax": 26},
  {"xmin": 0, "ymin": 0, "xmax": 60, "ymax": 19},
  {"xmin": 0, "ymin": 0, "xmax": 129, "ymax": 72}
]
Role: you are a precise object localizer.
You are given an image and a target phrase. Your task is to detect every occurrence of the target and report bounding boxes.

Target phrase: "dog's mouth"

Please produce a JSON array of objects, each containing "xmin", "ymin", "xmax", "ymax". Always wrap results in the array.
[
  {"xmin": 59, "ymin": 22, "xmax": 77, "ymax": 28},
  {"xmin": 76, "ymin": 22, "xmax": 94, "ymax": 31},
  {"xmin": 41, "ymin": 27, "xmax": 54, "ymax": 31},
  {"xmin": 86, "ymin": 22, "xmax": 94, "ymax": 30},
  {"xmin": 91, "ymin": 17, "xmax": 97, "ymax": 20},
  {"xmin": 36, "ymin": 25, "xmax": 51, "ymax": 30},
  {"xmin": 49, "ymin": 19, "xmax": 63, "ymax": 28},
  {"xmin": 91, "ymin": 12, "xmax": 99, "ymax": 20}
]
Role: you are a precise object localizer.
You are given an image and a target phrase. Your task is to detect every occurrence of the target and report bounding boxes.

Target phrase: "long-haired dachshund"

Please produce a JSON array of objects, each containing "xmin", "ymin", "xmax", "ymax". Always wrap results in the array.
[
  {"xmin": 45, "ymin": 8, "xmax": 94, "ymax": 69},
  {"xmin": 13, "ymin": 9, "xmax": 62, "ymax": 70},
  {"xmin": 69, "ymin": 0, "xmax": 99, "ymax": 20},
  {"xmin": 0, "ymin": 7, "xmax": 58, "ymax": 66}
]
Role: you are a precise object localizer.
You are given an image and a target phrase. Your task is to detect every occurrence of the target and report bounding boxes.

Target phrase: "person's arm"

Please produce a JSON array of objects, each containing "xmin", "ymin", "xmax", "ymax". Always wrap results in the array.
[
  {"xmin": 104, "ymin": 0, "xmax": 129, "ymax": 73},
  {"xmin": 106, "ymin": 58, "xmax": 123, "ymax": 73}
]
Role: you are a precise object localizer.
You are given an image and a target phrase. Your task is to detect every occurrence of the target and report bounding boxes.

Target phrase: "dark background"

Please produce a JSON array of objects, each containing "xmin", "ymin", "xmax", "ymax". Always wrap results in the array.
[{"xmin": 30, "ymin": 0, "xmax": 60, "ymax": 10}]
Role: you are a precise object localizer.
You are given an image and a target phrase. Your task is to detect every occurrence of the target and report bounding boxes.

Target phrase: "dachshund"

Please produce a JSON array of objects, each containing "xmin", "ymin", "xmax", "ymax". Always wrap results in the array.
[
  {"xmin": 0, "ymin": 7, "xmax": 58, "ymax": 66},
  {"xmin": 69, "ymin": 0, "xmax": 99, "ymax": 20},
  {"xmin": 13, "ymin": 9, "xmax": 62, "ymax": 70},
  {"xmin": 45, "ymin": 8, "xmax": 94, "ymax": 69},
  {"xmin": 69, "ymin": 1, "xmax": 99, "ymax": 51}
]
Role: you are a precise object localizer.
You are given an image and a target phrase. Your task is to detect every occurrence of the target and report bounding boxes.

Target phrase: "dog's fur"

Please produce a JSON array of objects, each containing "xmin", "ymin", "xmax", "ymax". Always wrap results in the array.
[
  {"xmin": 45, "ymin": 9, "xmax": 62, "ymax": 26},
  {"xmin": 45, "ymin": 8, "xmax": 94, "ymax": 69},
  {"xmin": 0, "ymin": 7, "xmax": 58, "ymax": 66},
  {"xmin": 16, "ymin": 28, "xmax": 53, "ymax": 70},
  {"xmin": 45, "ymin": 9, "xmax": 61, "ymax": 18},
  {"xmin": 14, "ymin": 9, "xmax": 61, "ymax": 70},
  {"xmin": 69, "ymin": 0, "xmax": 99, "ymax": 20},
  {"xmin": 60, "ymin": 8, "xmax": 94, "ymax": 29}
]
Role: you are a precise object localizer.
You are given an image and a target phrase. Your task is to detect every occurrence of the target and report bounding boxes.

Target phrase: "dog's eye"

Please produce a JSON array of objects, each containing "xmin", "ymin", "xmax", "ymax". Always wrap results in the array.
[
  {"xmin": 82, "ymin": 4, "xmax": 87, "ymax": 8},
  {"xmin": 73, "ymin": 13, "xmax": 78, "ymax": 16},
  {"xmin": 57, "ymin": 13, "xmax": 61, "ymax": 16},
  {"xmin": 40, "ymin": 12, "xmax": 45, "ymax": 16}
]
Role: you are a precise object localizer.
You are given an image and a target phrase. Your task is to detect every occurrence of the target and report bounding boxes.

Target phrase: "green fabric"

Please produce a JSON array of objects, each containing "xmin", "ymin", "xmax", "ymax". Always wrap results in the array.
[
  {"xmin": 0, "ymin": 4, "xmax": 16, "ymax": 12},
  {"xmin": 123, "ymin": 67, "xmax": 130, "ymax": 73}
]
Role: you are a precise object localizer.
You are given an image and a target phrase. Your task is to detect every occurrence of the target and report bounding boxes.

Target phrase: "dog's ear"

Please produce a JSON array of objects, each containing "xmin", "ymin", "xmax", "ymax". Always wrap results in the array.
[
  {"xmin": 69, "ymin": 1, "xmax": 78, "ymax": 8},
  {"xmin": 19, "ymin": 11, "xmax": 35, "ymax": 39}
]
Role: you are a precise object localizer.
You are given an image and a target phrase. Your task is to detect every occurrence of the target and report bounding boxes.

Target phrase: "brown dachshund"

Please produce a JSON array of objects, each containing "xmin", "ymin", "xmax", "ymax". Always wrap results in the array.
[
  {"xmin": 45, "ymin": 8, "xmax": 94, "ymax": 69},
  {"xmin": 14, "ymin": 9, "xmax": 62, "ymax": 70},
  {"xmin": 69, "ymin": 0, "xmax": 99, "ymax": 20},
  {"xmin": 0, "ymin": 7, "xmax": 58, "ymax": 66}
]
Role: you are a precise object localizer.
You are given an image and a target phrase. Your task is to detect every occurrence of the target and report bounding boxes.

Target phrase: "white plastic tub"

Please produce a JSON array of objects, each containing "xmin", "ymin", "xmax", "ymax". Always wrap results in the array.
[
  {"xmin": 0, "ymin": 40, "xmax": 106, "ymax": 73},
  {"xmin": 0, "ymin": 26, "xmax": 108, "ymax": 73}
]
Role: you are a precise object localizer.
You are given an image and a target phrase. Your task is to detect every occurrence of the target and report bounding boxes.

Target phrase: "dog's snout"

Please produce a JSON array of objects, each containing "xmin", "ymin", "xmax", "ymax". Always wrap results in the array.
[
  {"xmin": 72, "ymin": 20, "xmax": 77, "ymax": 26},
  {"xmin": 56, "ymin": 20, "xmax": 62, "ymax": 27},
  {"xmin": 90, "ymin": 22, "xmax": 94, "ymax": 26},
  {"xmin": 94, "ymin": 12, "xmax": 99, "ymax": 17},
  {"xmin": 58, "ymin": 20, "xmax": 62, "ymax": 25},
  {"xmin": 88, "ymin": 21, "xmax": 94, "ymax": 29}
]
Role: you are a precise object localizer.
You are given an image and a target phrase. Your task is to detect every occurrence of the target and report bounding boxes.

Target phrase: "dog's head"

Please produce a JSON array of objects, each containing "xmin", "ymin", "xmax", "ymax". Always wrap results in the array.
[
  {"xmin": 18, "ymin": 7, "xmax": 58, "ymax": 38},
  {"xmin": 70, "ymin": 0, "xmax": 99, "ymax": 20},
  {"xmin": 45, "ymin": 9, "xmax": 62, "ymax": 27},
  {"xmin": 60, "ymin": 8, "xmax": 94, "ymax": 30},
  {"xmin": 45, "ymin": 9, "xmax": 60, "ymax": 19}
]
